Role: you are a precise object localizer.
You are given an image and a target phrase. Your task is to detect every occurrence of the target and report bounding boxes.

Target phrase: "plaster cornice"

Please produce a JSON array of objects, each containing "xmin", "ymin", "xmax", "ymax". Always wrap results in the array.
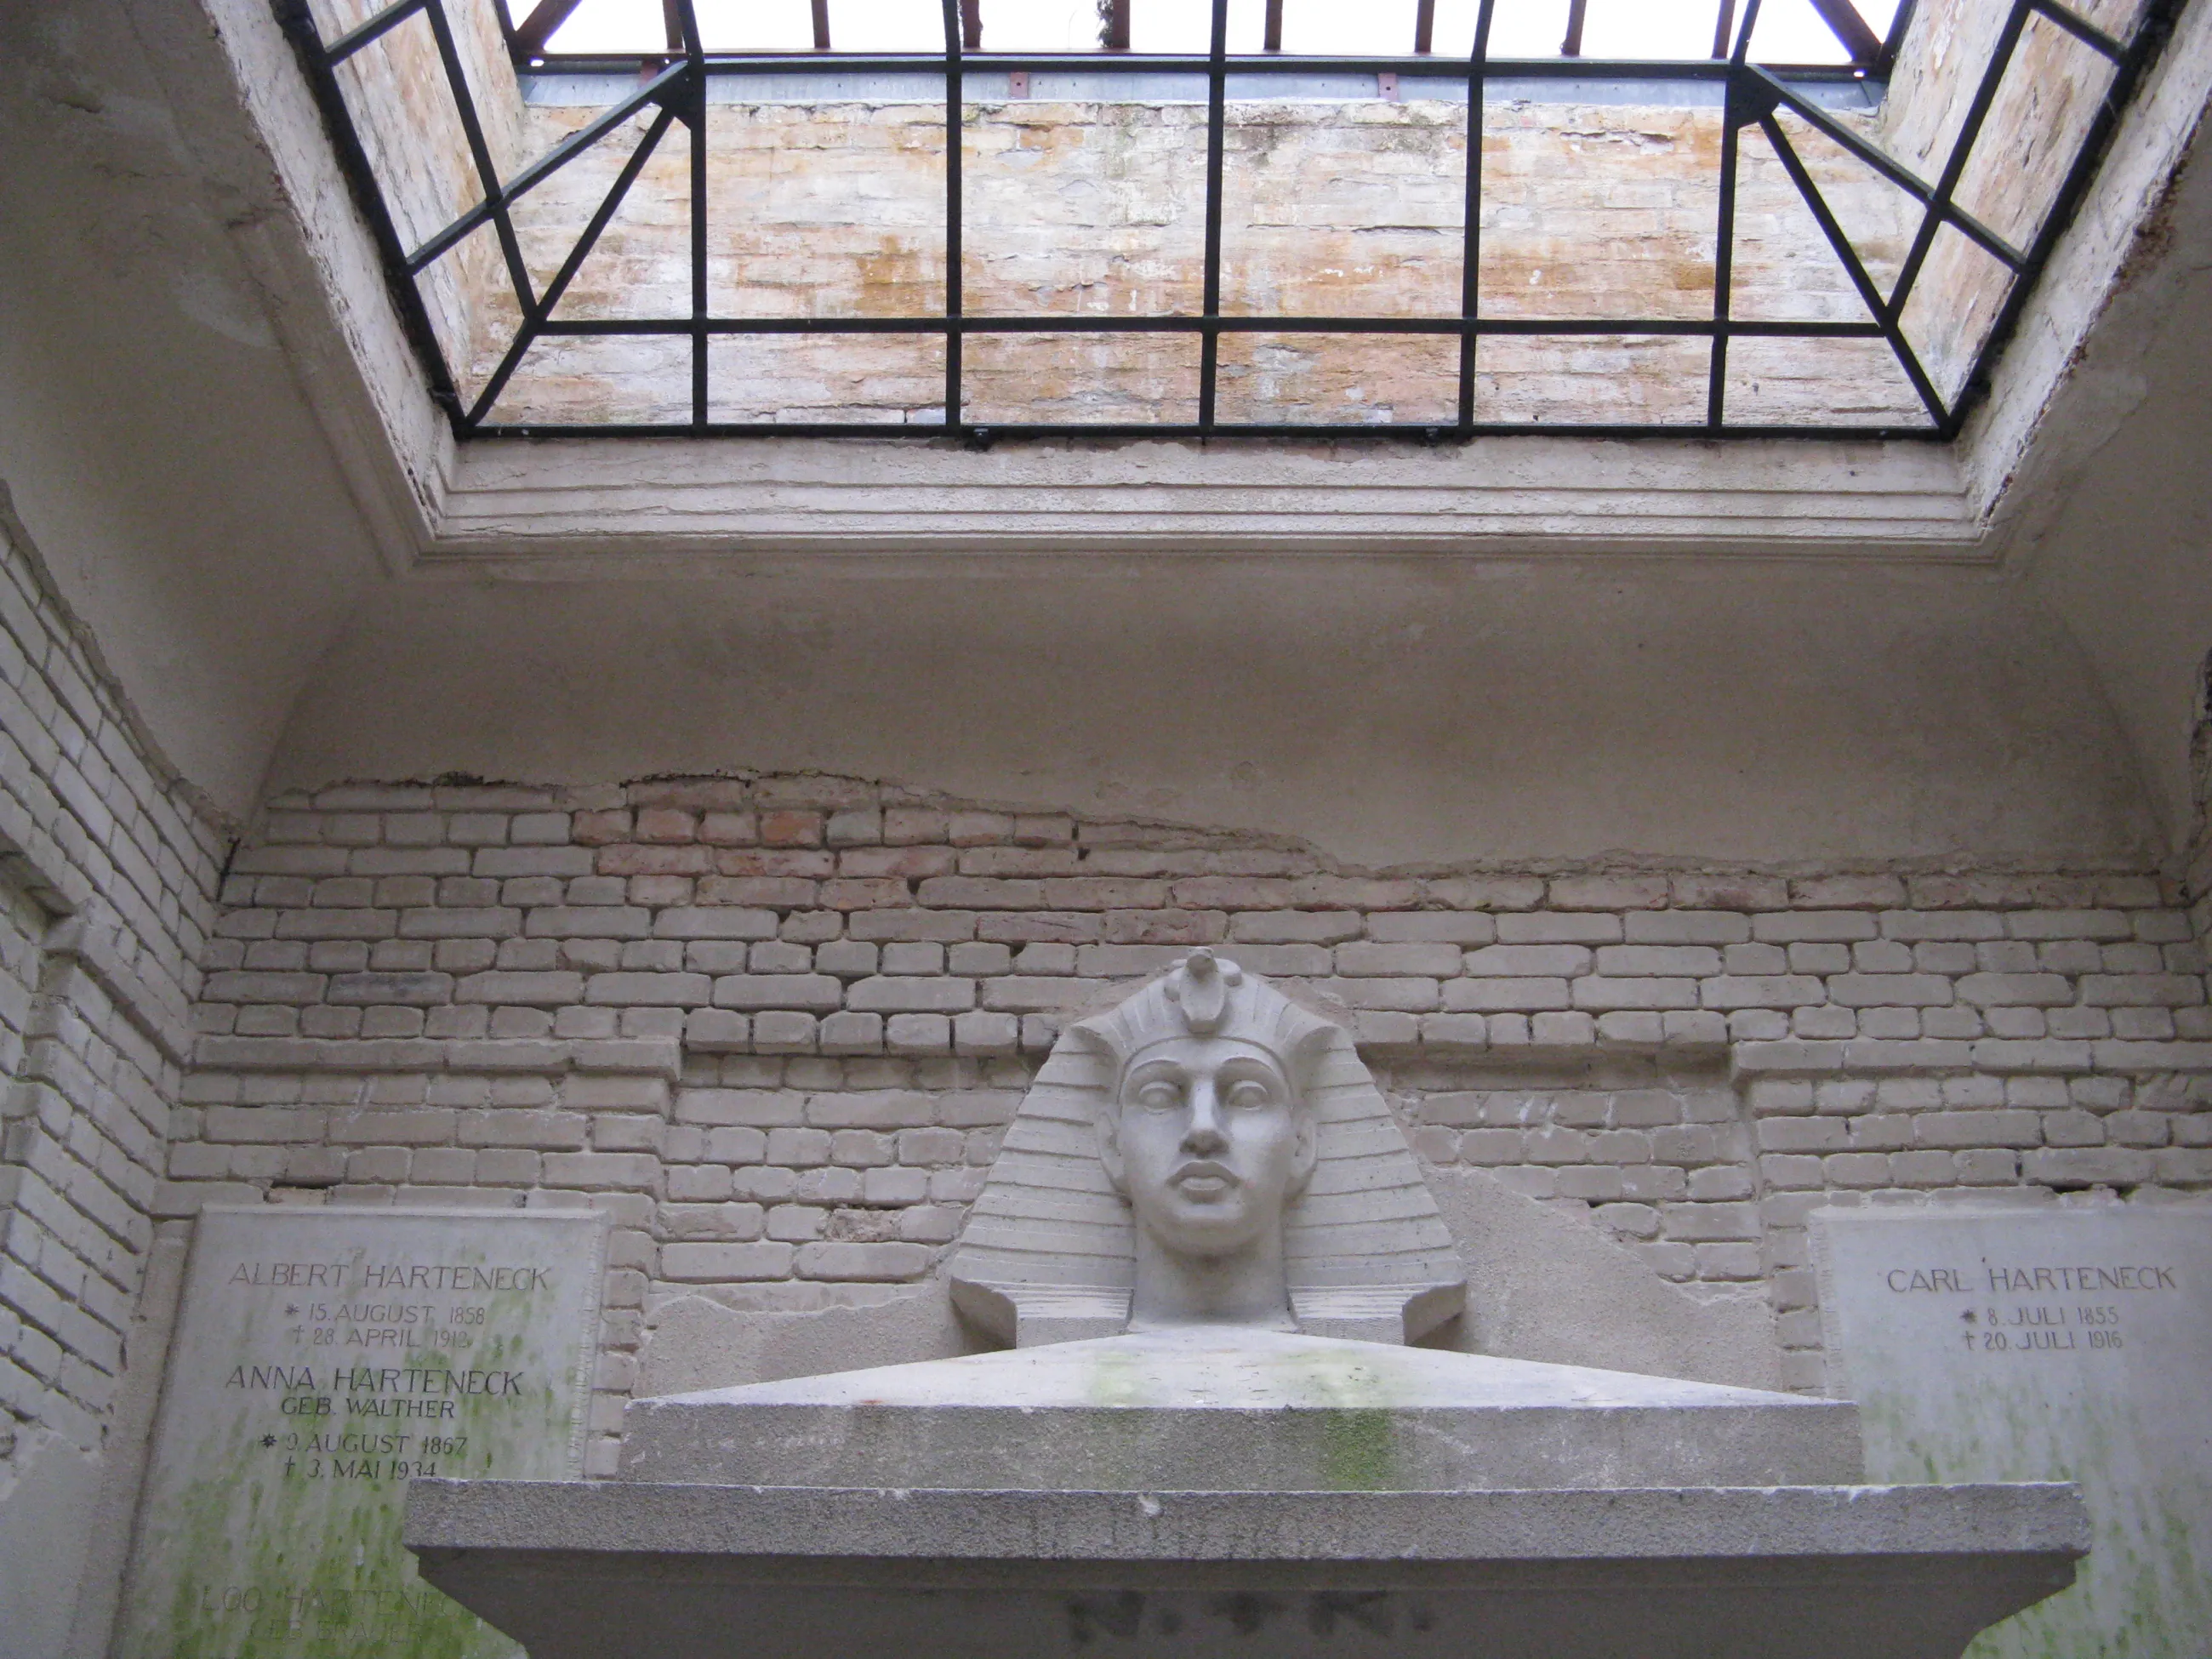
[{"xmin": 419, "ymin": 433, "xmax": 1985, "ymax": 575}]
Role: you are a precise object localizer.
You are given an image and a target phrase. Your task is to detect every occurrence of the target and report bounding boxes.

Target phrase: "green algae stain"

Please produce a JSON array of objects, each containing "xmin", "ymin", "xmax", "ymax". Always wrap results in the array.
[
  {"xmin": 1826, "ymin": 1214, "xmax": 2212, "ymax": 1659},
  {"xmin": 1080, "ymin": 1343, "xmax": 1161, "ymax": 1410},
  {"xmin": 117, "ymin": 1211, "xmax": 603, "ymax": 1659},
  {"xmin": 1288, "ymin": 1348, "xmax": 1405, "ymax": 1491},
  {"xmin": 1317, "ymin": 1408, "xmax": 1400, "ymax": 1491}
]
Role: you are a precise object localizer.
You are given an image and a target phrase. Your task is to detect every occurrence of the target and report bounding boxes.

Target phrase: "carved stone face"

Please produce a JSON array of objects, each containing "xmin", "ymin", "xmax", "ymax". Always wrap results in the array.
[{"xmin": 1100, "ymin": 1035, "xmax": 1317, "ymax": 1261}]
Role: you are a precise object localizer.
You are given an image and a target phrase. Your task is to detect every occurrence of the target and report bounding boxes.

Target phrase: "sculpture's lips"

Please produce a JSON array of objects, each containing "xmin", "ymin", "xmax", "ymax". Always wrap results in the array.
[{"xmin": 1169, "ymin": 1161, "xmax": 1237, "ymax": 1195}]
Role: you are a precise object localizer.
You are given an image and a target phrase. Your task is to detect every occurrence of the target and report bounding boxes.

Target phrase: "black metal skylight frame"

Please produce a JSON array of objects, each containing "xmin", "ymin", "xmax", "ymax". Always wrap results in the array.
[{"xmin": 279, "ymin": 0, "xmax": 2176, "ymax": 443}]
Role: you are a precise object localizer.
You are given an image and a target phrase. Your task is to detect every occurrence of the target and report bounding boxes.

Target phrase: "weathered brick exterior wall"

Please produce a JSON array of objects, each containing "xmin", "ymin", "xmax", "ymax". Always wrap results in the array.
[
  {"xmin": 169, "ymin": 772, "xmax": 2212, "ymax": 1463},
  {"xmin": 487, "ymin": 94, "xmax": 1931, "ymax": 427},
  {"xmin": 0, "ymin": 500, "xmax": 226, "ymax": 1468},
  {"xmin": 298, "ymin": 0, "xmax": 2109, "ymax": 425},
  {"xmin": 290, "ymin": 0, "xmax": 2106, "ymax": 427},
  {"xmin": 1878, "ymin": 0, "xmax": 2135, "ymax": 401}
]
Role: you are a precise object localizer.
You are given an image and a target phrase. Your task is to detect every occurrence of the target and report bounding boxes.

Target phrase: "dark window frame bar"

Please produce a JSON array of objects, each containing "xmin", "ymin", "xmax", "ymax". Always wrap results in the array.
[
  {"xmin": 504, "ymin": 0, "xmax": 1907, "ymax": 66},
  {"xmin": 1707, "ymin": 0, "xmax": 1757, "ymax": 428},
  {"xmin": 943, "ymin": 0, "xmax": 964, "ymax": 428},
  {"xmin": 1198, "ymin": 0, "xmax": 1229, "ymax": 426},
  {"xmin": 277, "ymin": 0, "xmax": 2176, "ymax": 445}
]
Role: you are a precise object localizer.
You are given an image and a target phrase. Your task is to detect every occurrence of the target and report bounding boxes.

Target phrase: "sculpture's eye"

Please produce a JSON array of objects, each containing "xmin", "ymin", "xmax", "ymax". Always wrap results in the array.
[
  {"xmin": 1133, "ymin": 1080, "xmax": 1183, "ymax": 1112},
  {"xmin": 1224, "ymin": 1079, "xmax": 1274, "ymax": 1110}
]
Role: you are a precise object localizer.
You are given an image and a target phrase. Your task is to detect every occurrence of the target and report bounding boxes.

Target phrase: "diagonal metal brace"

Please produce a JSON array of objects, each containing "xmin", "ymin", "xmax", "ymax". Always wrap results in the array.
[{"xmin": 403, "ymin": 60, "xmax": 691, "ymax": 274}]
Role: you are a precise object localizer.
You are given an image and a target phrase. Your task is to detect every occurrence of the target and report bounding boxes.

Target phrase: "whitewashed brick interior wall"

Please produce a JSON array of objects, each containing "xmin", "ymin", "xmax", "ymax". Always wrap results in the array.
[
  {"xmin": 0, "ymin": 504, "xmax": 225, "ymax": 1466},
  {"xmin": 169, "ymin": 775, "xmax": 2212, "ymax": 1466}
]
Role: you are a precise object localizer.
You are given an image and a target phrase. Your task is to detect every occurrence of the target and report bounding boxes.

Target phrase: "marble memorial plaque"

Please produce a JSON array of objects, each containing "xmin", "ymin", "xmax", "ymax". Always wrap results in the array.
[
  {"xmin": 1814, "ymin": 1206, "xmax": 2212, "ymax": 1657},
  {"xmin": 118, "ymin": 1206, "xmax": 606, "ymax": 1659}
]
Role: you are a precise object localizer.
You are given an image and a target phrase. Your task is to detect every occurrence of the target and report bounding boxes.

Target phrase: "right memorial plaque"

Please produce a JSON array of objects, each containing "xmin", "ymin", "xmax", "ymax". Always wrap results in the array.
[{"xmin": 1814, "ymin": 1206, "xmax": 2212, "ymax": 1657}]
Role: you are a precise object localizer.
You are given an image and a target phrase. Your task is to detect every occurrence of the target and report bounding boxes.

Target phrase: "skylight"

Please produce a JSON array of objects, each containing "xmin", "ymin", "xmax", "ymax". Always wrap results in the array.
[{"xmin": 284, "ymin": 0, "xmax": 2164, "ymax": 440}]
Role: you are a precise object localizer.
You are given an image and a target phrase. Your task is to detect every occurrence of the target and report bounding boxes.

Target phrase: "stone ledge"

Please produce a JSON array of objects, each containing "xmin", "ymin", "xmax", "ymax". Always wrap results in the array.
[
  {"xmin": 1732, "ymin": 1039, "xmax": 2212, "ymax": 1079},
  {"xmin": 190, "ymin": 1036, "xmax": 682, "ymax": 1076},
  {"xmin": 408, "ymin": 1478, "xmax": 2087, "ymax": 1564},
  {"xmin": 619, "ymin": 1330, "xmax": 1858, "ymax": 1491},
  {"xmin": 406, "ymin": 1479, "xmax": 2088, "ymax": 1657},
  {"xmin": 46, "ymin": 913, "xmax": 195, "ymax": 1067}
]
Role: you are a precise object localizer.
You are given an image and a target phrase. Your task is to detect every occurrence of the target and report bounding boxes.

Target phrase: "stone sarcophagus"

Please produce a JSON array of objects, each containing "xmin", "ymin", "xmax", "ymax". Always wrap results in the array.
[{"xmin": 405, "ymin": 953, "xmax": 2087, "ymax": 1658}]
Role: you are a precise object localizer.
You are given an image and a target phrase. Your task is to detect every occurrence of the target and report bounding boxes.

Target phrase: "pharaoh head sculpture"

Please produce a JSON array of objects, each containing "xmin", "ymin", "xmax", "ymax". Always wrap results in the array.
[
  {"xmin": 1071, "ymin": 949, "xmax": 1337, "ymax": 1330},
  {"xmin": 949, "ymin": 952, "xmax": 1466, "ymax": 1348}
]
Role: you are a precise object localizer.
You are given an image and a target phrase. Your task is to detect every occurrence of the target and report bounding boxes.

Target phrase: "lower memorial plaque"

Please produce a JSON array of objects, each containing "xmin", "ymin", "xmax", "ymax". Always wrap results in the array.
[
  {"xmin": 1814, "ymin": 1205, "xmax": 2212, "ymax": 1658},
  {"xmin": 117, "ymin": 1205, "xmax": 607, "ymax": 1659}
]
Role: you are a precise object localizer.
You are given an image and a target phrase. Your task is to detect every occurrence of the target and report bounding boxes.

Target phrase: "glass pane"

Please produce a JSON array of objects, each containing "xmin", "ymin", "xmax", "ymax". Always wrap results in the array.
[
  {"xmin": 1896, "ymin": 219, "xmax": 2014, "ymax": 405},
  {"xmin": 544, "ymin": 0, "xmax": 667, "ymax": 54},
  {"xmin": 1730, "ymin": 117, "xmax": 1915, "ymax": 322},
  {"xmin": 1274, "ymin": 0, "xmax": 1423, "ymax": 55},
  {"xmin": 333, "ymin": 13, "xmax": 483, "ymax": 253},
  {"xmin": 1220, "ymin": 100, "xmax": 1467, "ymax": 317},
  {"xmin": 831, "ymin": 0, "xmax": 949, "ymax": 50},
  {"xmin": 490, "ymin": 331, "xmax": 693, "ymax": 423},
  {"xmin": 694, "ymin": 0, "xmax": 819, "ymax": 50},
  {"xmin": 516, "ymin": 110, "xmax": 691, "ymax": 321},
  {"xmin": 963, "ymin": 332, "xmax": 1201, "ymax": 422},
  {"xmin": 2072, "ymin": 0, "xmax": 2147, "ymax": 35},
  {"xmin": 1881, "ymin": 1, "xmax": 2022, "ymax": 180},
  {"xmin": 462, "ymin": 2, "xmax": 533, "ymax": 178},
  {"xmin": 1434, "ymin": 0, "xmax": 1573, "ymax": 59},
  {"xmin": 1477, "ymin": 333, "xmax": 1709, "ymax": 423},
  {"xmin": 1129, "ymin": 0, "xmax": 1222, "ymax": 54},
  {"xmin": 1580, "ymin": 0, "xmax": 1726, "ymax": 60},
  {"xmin": 1479, "ymin": 103, "xmax": 1719, "ymax": 323},
  {"xmin": 706, "ymin": 94, "xmax": 948, "ymax": 317},
  {"xmin": 1857, "ymin": 0, "xmax": 1904, "ymax": 37},
  {"xmin": 548, "ymin": 0, "xmax": 942, "ymax": 50},
  {"xmin": 417, "ymin": 217, "xmax": 525, "ymax": 409},
  {"xmin": 709, "ymin": 334, "xmax": 947, "ymax": 421},
  {"xmin": 978, "ymin": 0, "xmax": 1106, "ymax": 51},
  {"xmin": 1770, "ymin": 109, "xmax": 1921, "ymax": 304},
  {"xmin": 1747, "ymin": 0, "xmax": 1855, "ymax": 64},
  {"xmin": 1723, "ymin": 334, "xmax": 1934, "ymax": 426},
  {"xmin": 1951, "ymin": 11, "xmax": 2118, "ymax": 253},
  {"xmin": 964, "ymin": 100, "xmax": 1206, "ymax": 316},
  {"xmin": 1214, "ymin": 334, "xmax": 1459, "ymax": 423}
]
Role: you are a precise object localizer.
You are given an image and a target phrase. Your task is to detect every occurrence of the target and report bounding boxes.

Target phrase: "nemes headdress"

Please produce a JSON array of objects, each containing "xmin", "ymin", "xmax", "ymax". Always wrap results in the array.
[
  {"xmin": 1071, "ymin": 949, "xmax": 1337, "ymax": 1093},
  {"xmin": 950, "ymin": 948, "xmax": 1470, "ymax": 1345}
]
